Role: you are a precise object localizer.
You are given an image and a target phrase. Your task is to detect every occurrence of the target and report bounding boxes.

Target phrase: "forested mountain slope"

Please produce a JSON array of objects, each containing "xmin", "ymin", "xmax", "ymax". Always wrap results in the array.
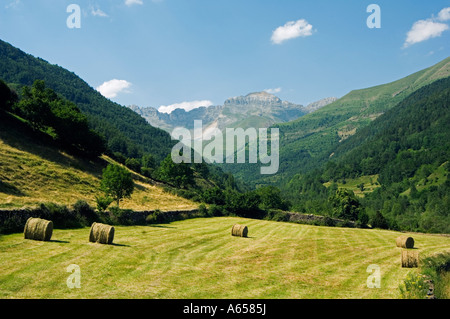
[
  {"xmin": 226, "ymin": 57, "xmax": 450, "ymax": 187},
  {"xmin": 0, "ymin": 39, "xmax": 173, "ymax": 162},
  {"xmin": 284, "ymin": 76, "xmax": 450, "ymax": 233}
]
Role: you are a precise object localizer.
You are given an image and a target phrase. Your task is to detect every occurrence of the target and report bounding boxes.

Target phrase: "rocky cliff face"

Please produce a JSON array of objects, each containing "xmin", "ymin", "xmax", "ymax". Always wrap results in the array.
[
  {"xmin": 224, "ymin": 91, "xmax": 282, "ymax": 106},
  {"xmin": 304, "ymin": 97, "xmax": 338, "ymax": 113}
]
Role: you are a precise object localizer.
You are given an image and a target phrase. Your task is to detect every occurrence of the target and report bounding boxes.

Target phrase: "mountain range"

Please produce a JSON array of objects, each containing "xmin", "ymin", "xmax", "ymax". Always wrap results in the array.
[
  {"xmin": 224, "ymin": 56, "xmax": 450, "ymax": 187},
  {"xmin": 129, "ymin": 92, "xmax": 337, "ymax": 134},
  {"xmin": 0, "ymin": 38, "xmax": 449, "ymax": 233}
]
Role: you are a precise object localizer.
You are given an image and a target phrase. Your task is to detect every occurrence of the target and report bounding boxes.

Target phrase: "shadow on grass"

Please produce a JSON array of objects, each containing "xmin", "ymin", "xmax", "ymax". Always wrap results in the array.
[
  {"xmin": 49, "ymin": 239, "xmax": 70, "ymax": 243},
  {"xmin": 148, "ymin": 225, "xmax": 177, "ymax": 229},
  {"xmin": 0, "ymin": 112, "xmax": 104, "ymax": 178},
  {"xmin": 0, "ymin": 180, "xmax": 26, "ymax": 196},
  {"xmin": 111, "ymin": 243, "xmax": 131, "ymax": 247}
]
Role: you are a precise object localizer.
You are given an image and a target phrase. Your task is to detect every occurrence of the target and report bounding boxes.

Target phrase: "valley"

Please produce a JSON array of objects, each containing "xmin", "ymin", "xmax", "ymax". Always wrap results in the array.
[{"xmin": 0, "ymin": 38, "xmax": 449, "ymax": 302}]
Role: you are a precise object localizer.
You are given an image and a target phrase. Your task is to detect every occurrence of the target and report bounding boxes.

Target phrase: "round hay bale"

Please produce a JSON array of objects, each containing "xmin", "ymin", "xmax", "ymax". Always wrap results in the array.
[
  {"xmin": 23, "ymin": 217, "xmax": 53, "ymax": 241},
  {"xmin": 396, "ymin": 236, "xmax": 414, "ymax": 248},
  {"xmin": 231, "ymin": 224, "xmax": 248, "ymax": 237},
  {"xmin": 401, "ymin": 250, "xmax": 419, "ymax": 268},
  {"xmin": 89, "ymin": 222, "xmax": 114, "ymax": 245}
]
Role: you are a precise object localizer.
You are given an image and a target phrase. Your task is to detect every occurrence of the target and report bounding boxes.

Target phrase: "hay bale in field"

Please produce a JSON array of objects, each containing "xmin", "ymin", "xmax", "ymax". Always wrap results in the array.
[
  {"xmin": 401, "ymin": 250, "xmax": 419, "ymax": 268},
  {"xmin": 23, "ymin": 217, "xmax": 53, "ymax": 241},
  {"xmin": 396, "ymin": 236, "xmax": 414, "ymax": 248},
  {"xmin": 89, "ymin": 222, "xmax": 114, "ymax": 244},
  {"xmin": 231, "ymin": 224, "xmax": 248, "ymax": 237}
]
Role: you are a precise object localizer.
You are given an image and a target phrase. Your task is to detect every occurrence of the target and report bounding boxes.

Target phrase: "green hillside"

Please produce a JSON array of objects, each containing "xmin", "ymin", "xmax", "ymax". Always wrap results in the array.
[
  {"xmin": 0, "ymin": 111, "xmax": 198, "ymax": 211},
  {"xmin": 0, "ymin": 40, "xmax": 240, "ymax": 202},
  {"xmin": 284, "ymin": 76, "xmax": 450, "ymax": 234},
  {"xmin": 0, "ymin": 39, "xmax": 173, "ymax": 162},
  {"xmin": 227, "ymin": 57, "xmax": 450, "ymax": 187},
  {"xmin": 1, "ymin": 217, "xmax": 448, "ymax": 298}
]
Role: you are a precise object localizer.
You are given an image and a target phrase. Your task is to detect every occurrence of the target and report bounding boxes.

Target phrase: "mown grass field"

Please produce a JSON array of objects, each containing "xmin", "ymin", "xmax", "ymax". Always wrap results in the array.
[{"xmin": 1, "ymin": 217, "xmax": 449, "ymax": 299}]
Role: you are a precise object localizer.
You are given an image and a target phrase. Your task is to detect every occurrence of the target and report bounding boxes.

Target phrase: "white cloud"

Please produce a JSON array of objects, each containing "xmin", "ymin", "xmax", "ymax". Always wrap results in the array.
[
  {"xmin": 404, "ymin": 19, "xmax": 449, "ymax": 48},
  {"xmin": 437, "ymin": 7, "xmax": 450, "ymax": 21},
  {"xmin": 271, "ymin": 19, "xmax": 313, "ymax": 44},
  {"xmin": 158, "ymin": 100, "xmax": 214, "ymax": 114},
  {"xmin": 264, "ymin": 87, "xmax": 282, "ymax": 94},
  {"xmin": 91, "ymin": 7, "xmax": 108, "ymax": 17},
  {"xmin": 404, "ymin": 7, "xmax": 450, "ymax": 48},
  {"xmin": 96, "ymin": 79, "xmax": 132, "ymax": 99},
  {"xmin": 125, "ymin": 0, "xmax": 143, "ymax": 6}
]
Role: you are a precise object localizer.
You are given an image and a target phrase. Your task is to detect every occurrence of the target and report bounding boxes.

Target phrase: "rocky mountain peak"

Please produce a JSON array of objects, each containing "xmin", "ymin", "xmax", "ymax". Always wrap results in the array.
[{"xmin": 224, "ymin": 91, "xmax": 281, "ymax": 106}]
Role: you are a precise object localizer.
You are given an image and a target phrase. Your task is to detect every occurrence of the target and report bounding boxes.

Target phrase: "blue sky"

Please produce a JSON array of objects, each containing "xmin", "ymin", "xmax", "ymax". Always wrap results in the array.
[{"xmin": 1, "ymin": 0, "xmax": 449, "ymax": 113}]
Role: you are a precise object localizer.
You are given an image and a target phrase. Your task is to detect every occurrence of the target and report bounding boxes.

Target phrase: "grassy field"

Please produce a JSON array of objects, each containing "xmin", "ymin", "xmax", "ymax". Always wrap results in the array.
[
  {"xmin": 1, "ymin": 217, "xmax": 449, "ymax": 299},
  {"xmin": 0, "ymin": 121, "xmax": 198, "ymax": 211},
  {"xmin": 401, "ymin": 162, "xmax": 449, "ymax": 197},
  {"xmin": 323, "ymin": 174, "xmax": 380, "ymax": 197}
]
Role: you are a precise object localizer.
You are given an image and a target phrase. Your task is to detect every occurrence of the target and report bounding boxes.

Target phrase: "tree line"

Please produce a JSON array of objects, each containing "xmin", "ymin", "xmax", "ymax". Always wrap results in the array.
[{"xmin": 1, "ymin": 78, "xmax": 105, "ymax": 157}]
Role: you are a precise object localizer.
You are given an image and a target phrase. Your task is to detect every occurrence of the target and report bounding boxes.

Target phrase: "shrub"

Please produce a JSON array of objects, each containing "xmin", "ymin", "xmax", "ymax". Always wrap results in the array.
[
  {"xmin": 357, "ymin": 210, "xmax": 369, "ymax": 228},
  {"xmin": 265, "ymin": 209, "xmax": 289, "ymax": 222},
  {"xmin": 125, "ymin": 157, "xmax": 141, "ymax": 173},
  {"xmin": 324, "ymin": 216, "xmax": 336, "ymax": 227},
  {"xmin": 73, "ymin": 200, "xmax": 98, "ymax": 225},
  {"xmin": 399, "ymin": 272, "xmax": 429, "ymax": 299},
  {"xmin": 146, "ymin": 209, "xmax": 164, "ymax": 224},
  {"xmin": 208, "ymin": 204, "xmax": 224, "ymax": 217},
  {"xmin": 39, "ymin": 202, "xmax": 81, "ymax": 229},
  {"xmin": 0, "ymin": 213, "xmax": 25, "ymax": 234},
  {"xmin": 108, "ymin": 206, "xmax": 140, "ymax": 225},
  {"xmin": 335, "ymin": 220, "xmax": 355, "ymax": 228},
  {"xmin": 95, "ymin": 195, "xmax": 113, "ymax": 212},
  {"xmin": 198, "ymin": 203, "xmax": 208, "ymax": 217},
  {"xmin": 201, "ymin": 187, "xmax": 225, "ymax": 205},
  {"xmin": 420, "ymin": 253, "xmax": 450, "ymax": 299},
  {"xmin": 371, "ymin": 211, "xmax": 389, "ymax": 229}
]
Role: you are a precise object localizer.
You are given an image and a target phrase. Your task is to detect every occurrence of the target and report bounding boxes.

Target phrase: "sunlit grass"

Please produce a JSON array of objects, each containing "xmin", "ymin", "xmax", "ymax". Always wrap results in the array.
[
  {"xmin": 0, "ymin": 138, "xmax": 197, "ymax": 211},
  {"xmin": 0, "ymin": 217, "xmax": 449, "ymax": 299}
]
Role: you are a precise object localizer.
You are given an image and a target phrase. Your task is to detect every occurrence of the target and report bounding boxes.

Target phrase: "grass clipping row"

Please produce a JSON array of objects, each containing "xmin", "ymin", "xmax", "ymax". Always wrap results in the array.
[
  {"xmin": 24, "ymin": 217, "xmax": 53, "ymax": 241},
  {"xmin": 231, "ymin": 224, "xmax": 248, "ymax": 237},
  {"xmin": 89, "ymin": 222, "xmax": 115, "ymax": 245}
]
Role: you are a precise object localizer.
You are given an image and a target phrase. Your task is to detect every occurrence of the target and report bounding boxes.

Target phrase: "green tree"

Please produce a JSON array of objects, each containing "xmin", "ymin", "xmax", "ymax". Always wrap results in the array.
[
  {"xmin": 125, "ymin": 158, "xmax": 141, "ymax": 173},
  {"xmin": 17, "ymin": 80, "xmax": 53, "ymax": 130},
  {"xmin": 0, "ymin": 79, "xmax": 18, "ymax": 112},
  {"xmin": 100, "ymin": 164, "xmax": 134, "ymax": 208},
  {"xmin": 95, "ymin": 195, "xmax": 113, "ymax": 213},
  {"xmin": 329, "ymin": 188, "xmax": 362, "ymax": 221},
  {"xmin": 141, "ymin": 153, "xmax": 156, "ymax": 170},
  {"xmin": 157, "ymin": 154, "xmax": 194, "ymax": 188},
  {"xmin": 15, "ymin": 80, "xmax": 105, "ymax": 157},
  {"xmin": 371, "ymin": 211, "xmax": 389, "ymax": 229},
  {"xmin": 224, "ymin": 189, "xmax": 261, "ymax": 217},
  {"xmin": 201, "ymin": 187, "xmax": 225, "ymax": 205},
  {"xmin": 256, "ymin": 186, "xmax": 288, "ymax": 211}
]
